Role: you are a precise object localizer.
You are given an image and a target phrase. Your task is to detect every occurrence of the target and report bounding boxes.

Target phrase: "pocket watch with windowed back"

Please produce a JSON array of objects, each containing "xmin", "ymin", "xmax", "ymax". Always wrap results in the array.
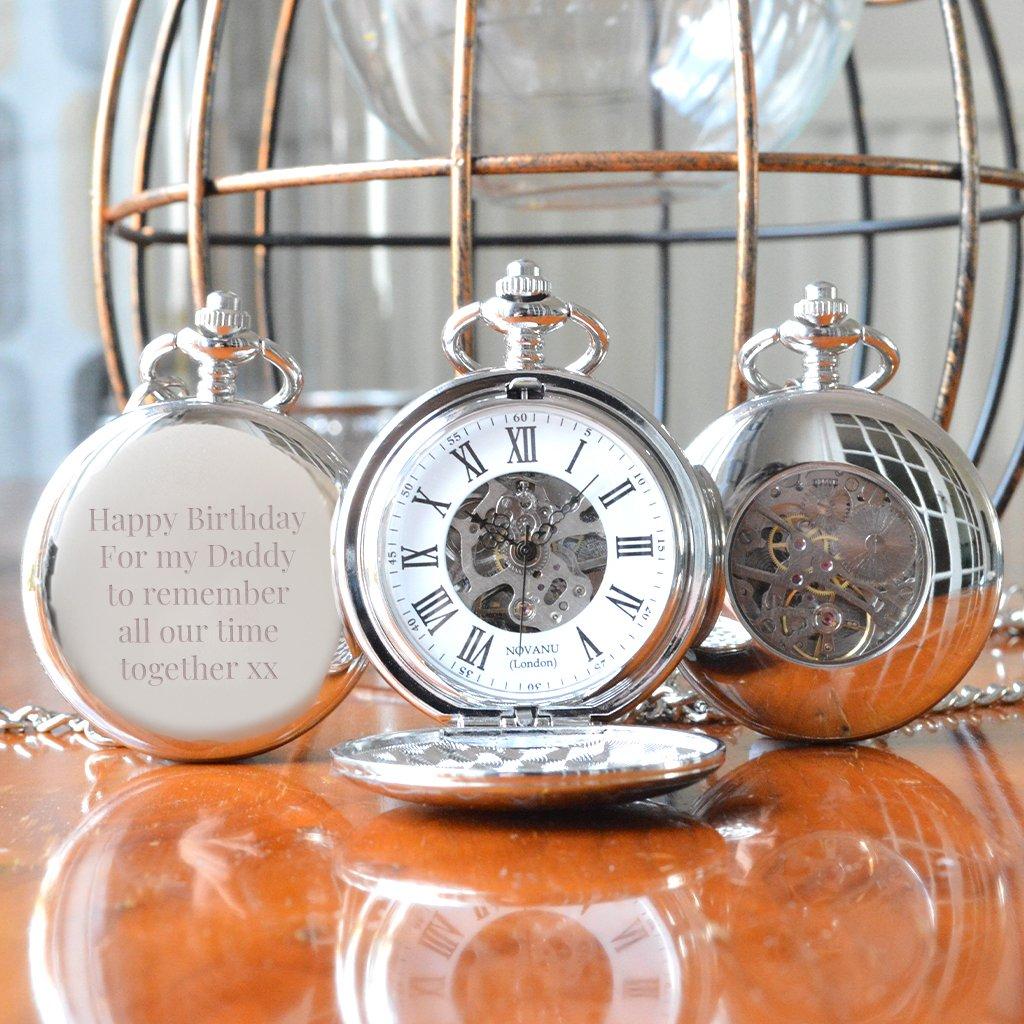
[
  {"xmin": 332, "ymin": 261, "xmax": 726, "ymax": 807},
  {"xmin": 23, "ymin": 292, "xmax": 360, "ymax": 760},
  {"xmin": 681, "ymin": 282, "xmax": 1003, "ymax": 741}
]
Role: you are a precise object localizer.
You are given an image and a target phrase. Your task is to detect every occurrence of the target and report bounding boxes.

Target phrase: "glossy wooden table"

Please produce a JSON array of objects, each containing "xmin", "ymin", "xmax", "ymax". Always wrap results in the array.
[{"xmin": 3, "ymin": 558, "xmax": 1023, "ymax": 1024}]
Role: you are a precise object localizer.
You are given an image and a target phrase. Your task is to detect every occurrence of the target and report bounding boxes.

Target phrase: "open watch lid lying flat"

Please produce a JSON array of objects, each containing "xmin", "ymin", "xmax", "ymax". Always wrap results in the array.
[
  {"xmin": 331, "ymin": 261, "xmax": 726, "ymax": 808},
  {"xmin": 333, "ymin": 723, "xmax": 725, "ymax": 810}
]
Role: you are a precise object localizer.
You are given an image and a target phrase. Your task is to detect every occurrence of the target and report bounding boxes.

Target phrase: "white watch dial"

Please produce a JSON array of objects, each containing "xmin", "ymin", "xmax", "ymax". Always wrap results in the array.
[{"xmin": 378, "ymin": 402, "xmax": 679, "ymax": 701}]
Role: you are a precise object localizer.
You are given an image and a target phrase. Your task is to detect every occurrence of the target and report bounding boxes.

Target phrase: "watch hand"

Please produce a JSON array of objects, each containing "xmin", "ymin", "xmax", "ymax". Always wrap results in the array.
[
  {"xmin": 559, "ymin": 473, "xmax": 598, "ymax": 515},
  {"xmin": 467, "ymin": 510, "xmax": 514, "ymax": 546},
  {"xmin": 518, "ymin": 540, "xmax": 529, "ymax": 646},
  {"xmin": 538, "ymin": 473, "xmax": 599, "ymax": 543}
]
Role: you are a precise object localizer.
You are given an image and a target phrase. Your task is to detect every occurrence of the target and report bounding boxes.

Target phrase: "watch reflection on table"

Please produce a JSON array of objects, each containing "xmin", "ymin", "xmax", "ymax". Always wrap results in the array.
[
  {"xmin": 694, "ymin": 745, "xmax": 1004, "ymax": 1024},
  {"xmin": 26, "ymin": 734, "xmax": 1011, "ymax": 1024},
  {"xmin": 335, "ymin": 807, "xmax": 723, "ymax": 1024},
  {"xmin": 30, "ymin": 765, "xmax": 351, "ymax": 1024}
]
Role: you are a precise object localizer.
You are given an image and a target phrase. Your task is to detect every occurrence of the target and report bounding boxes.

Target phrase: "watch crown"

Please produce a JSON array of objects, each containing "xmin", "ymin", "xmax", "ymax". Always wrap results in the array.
[
  {"xmin": 794, "ymin": 281, "xmax": 848, "ymax": 326},
  {"xmin": 496, "ymin": 259, "xmax": 553, "ymax": 301},
  {"xmin": 195, "ymin": 290, "xmax": 251, "ymax": 334}
]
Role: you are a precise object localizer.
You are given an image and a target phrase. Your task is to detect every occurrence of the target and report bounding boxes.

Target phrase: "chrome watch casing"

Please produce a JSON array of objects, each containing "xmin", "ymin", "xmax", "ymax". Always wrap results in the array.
[
  {"xmin": 22, "ymin": 293, "xmax": 360, "ymax": 760},
  {"xmin": 681, "ymin": 283, "xmax": 1003, "ymax": 741},
  {"xmin": 333, "ymin": 261, "xmax": 727, "ymax": 807},
  {"xmin": 339, "ymin": 367, "xmax": 722, "ymax": 723}
]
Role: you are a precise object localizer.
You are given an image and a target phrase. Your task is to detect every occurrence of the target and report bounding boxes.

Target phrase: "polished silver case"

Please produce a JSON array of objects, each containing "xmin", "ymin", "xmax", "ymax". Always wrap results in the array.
[
  {"xmin": 340, "ymin": 368, "xmax": 723, "ymax": 720},
  {"xmin": 22, "ymin": 293, "xmax": 360, "ymax": 760},
  {"xmin": 681, "ymin": 283, "xmax": 1003, "ymax": 741},
  {"xmin": 333, "ymin": 261, "xmax": 726, "ymax": 807},
  {"xmin": 333, "ymin": 724, "xmax": 725, "ymax": 809}
]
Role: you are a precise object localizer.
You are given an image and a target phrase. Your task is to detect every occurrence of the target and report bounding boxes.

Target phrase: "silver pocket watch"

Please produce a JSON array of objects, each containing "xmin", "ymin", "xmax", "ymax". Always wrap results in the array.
[
  {"xmin": 682, "ymin": 282, "xmax": 1003, "ymax": 741},
  {"xmin": 332, "ymin": 260, "xmax": 726, "ymax": 808},
  {"xmin": 23, "ymin": 292, "xmax": 361, "ymax": 760}
]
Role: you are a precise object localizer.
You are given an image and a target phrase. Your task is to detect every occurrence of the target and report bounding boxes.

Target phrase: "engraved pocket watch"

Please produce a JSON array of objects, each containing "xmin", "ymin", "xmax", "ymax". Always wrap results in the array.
[
  {"xmin": 682, "ymin": 282, "xmax": 1003, "ymax": 741},
  {"xmin": 23, "ymin": 292, "xmax": 360, "ymax": 760},
  {"xmin": 332, "ymin": 260, "xmax": 726, "ymax": 807}
]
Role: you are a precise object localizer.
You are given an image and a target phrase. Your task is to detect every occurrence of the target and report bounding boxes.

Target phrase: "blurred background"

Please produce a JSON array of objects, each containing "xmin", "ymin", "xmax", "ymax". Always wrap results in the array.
[{"xmin": 1, "ymin": 0, "xmax": 1022, "ymax": 577}]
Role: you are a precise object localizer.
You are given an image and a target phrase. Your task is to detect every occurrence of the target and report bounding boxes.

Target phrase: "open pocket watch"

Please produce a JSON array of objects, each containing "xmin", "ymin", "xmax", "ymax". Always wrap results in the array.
[
  {"xmin": 332, "ymin": 260, "xmax": 726, "ymax": 808},
  {"xmin": 681, "ymin": 282, "xmax": 1003, "ymax": 741},
  {"xmin": 23, "ymin": 292, "xmax": 360, "ymax": 760}
]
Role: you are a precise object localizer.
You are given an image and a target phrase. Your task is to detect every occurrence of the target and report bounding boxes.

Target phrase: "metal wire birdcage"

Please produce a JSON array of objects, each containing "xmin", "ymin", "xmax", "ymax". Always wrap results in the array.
[{"xmin": 92, "ymin": 0, "xmax": 1024, "ymax": 520}]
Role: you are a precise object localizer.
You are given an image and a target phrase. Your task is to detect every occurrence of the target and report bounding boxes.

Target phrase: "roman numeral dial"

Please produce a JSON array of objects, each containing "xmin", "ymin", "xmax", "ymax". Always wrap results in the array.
[
  {"xmin": 449, "ymin": 440, "xmax": 486, "ymax": 481},
  {"xmin": 457, "ymin": 626, "xmax": 493, "ymax": 670},
  {"xmin": 607, "ymin": 585, "xmax": 645, "ymax": 620},
  {"xmin": 566, "ymin": 438, "xmax": 587, "ymax": 473},
  {"xmin": 577, "ymin": 627, "xmax": 602, "ymax": 661},
  {"xmin": 379, "ymin": 403, "xmax": 678, "ymax": 702},
  {"xmin": 411, "ymin": 587, "xmax": 457, "ymax": 634},
  {"xmin": 599, "ymin": 478, "xmax": 636, "ymax": 508},
  {"xmin": 506, "ymin": 426, "xmax": 537, "ymax": 463},
  {"xmin": 401, "ymin": 544, "xmax": 439, "ymax": 568},
  {"xmin": 412, "ymin": 488, "xmax": 451, "ymax": 517},
  {"xmin": 616, "ymin": 535, "xmax": 653, "ymax": 558}
]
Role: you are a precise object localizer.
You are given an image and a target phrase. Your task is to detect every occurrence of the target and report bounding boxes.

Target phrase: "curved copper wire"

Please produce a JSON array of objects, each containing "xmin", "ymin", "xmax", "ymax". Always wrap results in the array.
[
  {"xmin": 450, "ymin": 0, "xmax": 477, "ymax": 320},
  {"xmin": 109, "ymin": 200, "xmax": 1024, "ymax": 249},
  {"xmin": 130, "ymin": 0, "xmax": 187, "ymax": 352},
  {"xmin": 845, "ymin": 53, "xmax": 876, "ymax": 383},
  {"xmin": 727, "ymin": 0, "xmax": 760, "ymax": 409},
  {"xmin": 92, "ymin": 0, "xmax": 145, "ymax": 407},
  {"xmin": 187, "ymin": 0, "xmax": 228, "ymax": 310},
  {"xmin": 933, "ymin": 0, "xmax": 980, "ymax": 430},
  {"xmin": 102, "ymin": 152, "xmax": 1024, "ymax": 225},
  {"xmin": 253, "ymin": 0, "xmax": 301, "ymax": 339}
]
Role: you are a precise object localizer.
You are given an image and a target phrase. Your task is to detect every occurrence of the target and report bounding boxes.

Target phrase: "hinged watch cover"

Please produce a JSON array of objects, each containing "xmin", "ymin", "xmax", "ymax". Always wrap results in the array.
[
  {"xmin": 333, "ymin": 724, "xmax": 725, "ymax": 809},
  {"xmin": 332, "ymin": 261, "xmax": 726, "ymax": 808},
  {"xmin": 23, "ymin": 292, "xmax": 361, "ymax": 760}
]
